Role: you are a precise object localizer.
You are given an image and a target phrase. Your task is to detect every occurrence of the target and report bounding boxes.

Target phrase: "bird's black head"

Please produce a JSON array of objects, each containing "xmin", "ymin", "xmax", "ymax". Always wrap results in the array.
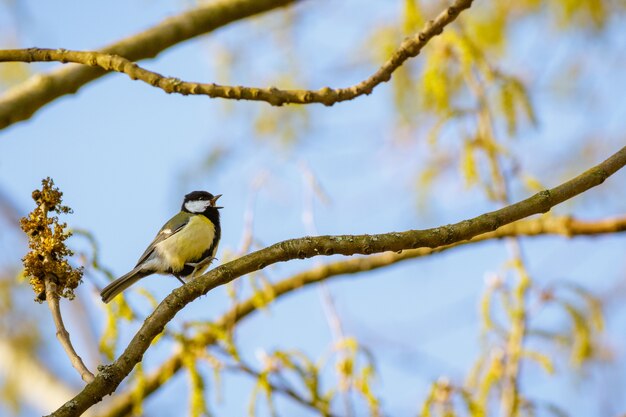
[{"xmin": 182, "ymin": 191, "xmax": 223, "ymax": 214}]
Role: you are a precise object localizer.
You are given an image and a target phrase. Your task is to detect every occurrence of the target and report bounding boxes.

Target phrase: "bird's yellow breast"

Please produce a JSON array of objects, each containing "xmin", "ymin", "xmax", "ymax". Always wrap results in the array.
[{"xmin": 154, "ymin": 215, "xmax": 215, "ymax": 272}]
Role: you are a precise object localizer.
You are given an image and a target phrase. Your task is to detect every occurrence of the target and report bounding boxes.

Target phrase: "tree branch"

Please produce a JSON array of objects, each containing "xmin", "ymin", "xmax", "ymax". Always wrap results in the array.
[
  {"xmin": 49, "ymin": 145, "xmax": 626, "ymax": 416},
  {"xmin": 95, "ymin": 213, "xmax": 626, "ymax": 417},
  {"xmin": 0, "ymin": 0, "xmax": 473, "ymax": 123},
  {"xmin": 0, "ymin": 0, "xmax": 297, "ymax": 131},
  {"xmin": 45, "ymin": 275, "xmax": 95, "ymax": 383}
]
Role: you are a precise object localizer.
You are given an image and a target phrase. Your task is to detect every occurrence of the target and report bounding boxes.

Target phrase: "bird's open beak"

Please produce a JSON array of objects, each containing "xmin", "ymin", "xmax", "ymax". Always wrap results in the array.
[{"xmin": 211, "ymin": 194, "xmax": 223, "ymax": 209}]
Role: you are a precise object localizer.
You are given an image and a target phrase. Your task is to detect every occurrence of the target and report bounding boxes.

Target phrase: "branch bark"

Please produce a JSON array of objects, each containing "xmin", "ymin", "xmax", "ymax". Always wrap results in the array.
[
  {"xmin": 49, "ymin": 145, "xmax": 626, "ymax": 417},
  {"xmin": 0, "ymin": 0, "xmax": 473, "ymax": 109},
  {"xmin": 96, "ymin": 214, "xmax": 626, "ymax": 417},
  {"xmin": 0, "ymin": 0, "xmax": 297, "ymax": 131}
]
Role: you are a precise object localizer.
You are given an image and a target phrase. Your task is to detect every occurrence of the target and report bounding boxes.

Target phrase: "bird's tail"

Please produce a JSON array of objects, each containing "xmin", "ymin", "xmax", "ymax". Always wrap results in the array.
[{"xmin": 100, "ymin": 267, "xmax": 150, "ymax": 303}]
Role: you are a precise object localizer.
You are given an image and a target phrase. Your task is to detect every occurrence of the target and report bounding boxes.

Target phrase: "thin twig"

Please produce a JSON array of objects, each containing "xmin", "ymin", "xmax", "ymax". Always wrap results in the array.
[
  {"xmin": 463, "ymin": 60, "xmax": 532, "ymax": 417},
  {"xmin": 44, "ymin": 275, "xmax": 95, "ymax": 383},
  {"xmin": 0, "ymin": 0, "xmax": 473, "ymax": 108},
  {"xmin": 238, "ymin": 172, "xmax": 268, "ymax": 255},
  {"xmin": 225, "ymin": 173, "xmax": 268, "ymax": 328},
  {"xmin": 300, "ymin": 163, "xmax": 353, "ymax": 416},
  {"xmin": 320, "ymin": 286, "xmax": 355, "ymax": 417}
]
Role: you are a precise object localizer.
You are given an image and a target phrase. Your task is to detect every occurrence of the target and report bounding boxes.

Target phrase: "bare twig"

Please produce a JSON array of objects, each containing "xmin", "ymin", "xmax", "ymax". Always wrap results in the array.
[
  {"xmin": 95, "ymin": 213, "xmax": 626, "ymax": 417},
  {"xmin": 0, "ymin": 0, "xmax": 298, "ymax": 130},
  {"xmin": 238, "ymin": 173, "xmax": 268, "ymax": 255},
  {"xmin": 49, "ymin": 145, "xmax": 626, "ymax": 417},
  {"xmin": 320, "ymin": 286, "xmax": 356, "ymax": 417},
  {"xmin": 463, "ymin": 58, "xmax": 533, "ymax": 417},
  {"xmin": 44, "ymin": 275, "xmax": 95, "ymax": 383},
  {"xmin": 0, "ymin": 0, "xmax": 473, "ymax": 113},
  {"xmin": 300, "ymin": 163, "xmax": 353, "ymax": 415}
]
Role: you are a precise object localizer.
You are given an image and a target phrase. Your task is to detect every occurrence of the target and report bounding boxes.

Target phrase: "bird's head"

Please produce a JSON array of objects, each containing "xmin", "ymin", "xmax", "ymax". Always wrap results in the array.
[{"xmin": 182, "ymin": 191, "xmax": 223, "ymax": 213}]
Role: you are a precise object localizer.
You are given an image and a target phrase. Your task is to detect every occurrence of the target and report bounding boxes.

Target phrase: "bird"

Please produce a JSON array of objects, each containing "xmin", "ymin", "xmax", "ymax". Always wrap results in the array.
[{"xmin": 100, "ymin": 191, "xmax": 222, "ymax": 303}]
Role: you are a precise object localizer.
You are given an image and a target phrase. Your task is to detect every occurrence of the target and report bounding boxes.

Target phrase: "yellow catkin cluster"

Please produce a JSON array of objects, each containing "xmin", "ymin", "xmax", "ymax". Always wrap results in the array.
[{"xmin": 19, "ymin": 177, "xmax": 83, "ymax": 300}]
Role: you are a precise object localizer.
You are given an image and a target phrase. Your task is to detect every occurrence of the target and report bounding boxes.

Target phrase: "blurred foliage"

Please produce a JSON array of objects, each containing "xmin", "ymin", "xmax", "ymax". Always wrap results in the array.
[
  {"xmin": 182, "ymin": 347, "xmax": 210, "ymax": 417},
  {"xmin": 419, "ymin": 258, "xmax": 607, "ymax": 417},
  {"xmin": 70, "ymin": 228, "xmax": 144, "ymax": 361},
  {"xmin": 99, "ymin": 296, "xmax": 134, "ymax": 361},
  {"xmin": 244, "ymin": 337, "xmax": 379, "ymax": 417},
  {"xmin": 0, "ymin": 274, "xmax": 42, "ymax": 414},
  {"xmin": 177, "ymin": 145, "xmax": 231, "ymax": 193},
  {"xmin": 251, "ymin": 7, "xmax": 310, "ymax": 148},
  {"xmin": 369, "ymin": 0, "xmax": 623, "ymax": 208},
  {"xmin": 419, "ymin": 284, "xmax": 605, "ymax": 416},
  {"xmin": 254, "ymin": 100, "xmax": 310, "ymax": 147},
  {"xmin": 130, "ymin": 362, "xmax": 146, "ymax": 417}
]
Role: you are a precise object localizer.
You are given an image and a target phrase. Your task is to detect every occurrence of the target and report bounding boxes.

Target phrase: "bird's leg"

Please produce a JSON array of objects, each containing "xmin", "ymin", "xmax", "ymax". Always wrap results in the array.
[
  {"xmin": 173, "ymin": 274, "xmax": 186, "ymax": 285},
  {"xmin": 187, "ymin": 257, "xmax": 215, "ymax": 278}
]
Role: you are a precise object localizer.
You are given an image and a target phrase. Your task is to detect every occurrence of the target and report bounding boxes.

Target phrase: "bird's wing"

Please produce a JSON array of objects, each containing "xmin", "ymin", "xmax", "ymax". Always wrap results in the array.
[{"xmin": 134, "ymin": 212, "xmax": 193, "ymax": 267}]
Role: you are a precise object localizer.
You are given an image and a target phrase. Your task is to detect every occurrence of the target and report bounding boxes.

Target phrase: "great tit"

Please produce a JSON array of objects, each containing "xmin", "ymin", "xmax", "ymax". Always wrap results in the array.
[{"xmin": 100, "ymin": 191, "xmax": 222, "ymax": 303}]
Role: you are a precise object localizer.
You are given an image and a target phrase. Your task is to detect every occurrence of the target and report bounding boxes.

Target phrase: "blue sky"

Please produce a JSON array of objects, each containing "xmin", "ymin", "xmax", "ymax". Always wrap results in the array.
[{"xmin": 1, "ymin": 1, "xmax": 626, "ymax": 416}]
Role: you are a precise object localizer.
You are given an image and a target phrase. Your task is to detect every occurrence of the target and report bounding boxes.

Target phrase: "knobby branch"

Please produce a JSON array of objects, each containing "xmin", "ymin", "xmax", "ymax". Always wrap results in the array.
[
  {"xmin": 0, "ymin": 0, "xmax": 473, "ymax": 127},
  {"xmin": 49, "ymin": 145, "xmax": 626, "ymax": 417}
]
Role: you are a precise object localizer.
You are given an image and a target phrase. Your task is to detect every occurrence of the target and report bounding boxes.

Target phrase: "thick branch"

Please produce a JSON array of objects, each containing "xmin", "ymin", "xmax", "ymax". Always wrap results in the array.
[
  {"xmin": 44, "ymin": 276, "xmax": 95, "ymax": 383},
  {"xmin": 95, "ymin": 214, "xmax": 626, "ymax": 417},
  {"xmin": 50, "ymin": 145, "xmax": 626, "ymax": 417},
  {"xmin": 0, "ymin": 0, "xmax": 297, "ymax": 131},
  {"xmin": 0, "ymin": 0, "xmax": 472, "ymax": 126}
]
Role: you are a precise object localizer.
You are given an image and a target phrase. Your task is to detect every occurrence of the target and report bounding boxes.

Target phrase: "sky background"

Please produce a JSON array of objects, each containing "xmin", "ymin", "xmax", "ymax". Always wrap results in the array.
[{"xmin": 1, "ymin": 0, "xmax": 626, "ymax": 416}]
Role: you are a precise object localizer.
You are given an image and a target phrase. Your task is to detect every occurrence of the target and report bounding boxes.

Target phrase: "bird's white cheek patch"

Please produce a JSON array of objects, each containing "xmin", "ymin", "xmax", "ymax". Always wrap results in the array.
[{"xmin": 184, "ymin": 200, "xmax": 211, "ymax": 213}]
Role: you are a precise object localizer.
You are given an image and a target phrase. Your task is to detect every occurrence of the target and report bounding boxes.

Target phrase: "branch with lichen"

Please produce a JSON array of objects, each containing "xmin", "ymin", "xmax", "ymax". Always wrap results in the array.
[
  {"xmin": 0, "ymin": 0, "xmax": 473, "ymax": 122},
  {"xmin": 0, "ymin": 0, "xmax": 297, "ymax": 131},
  {"xmin": 46, "ymin": 145, "xmax": 626, "ymax": 417},
  {"xmin": 20, "ymin": 178, "xmax": 94, "ymax": 383},
  {"xmin": 94, "ymin": 213, "xmax": 626, "ymax": 417}
]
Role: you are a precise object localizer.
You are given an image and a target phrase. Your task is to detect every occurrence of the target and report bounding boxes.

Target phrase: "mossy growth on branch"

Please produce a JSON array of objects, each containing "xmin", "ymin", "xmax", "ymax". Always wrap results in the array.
[{"xmin": 19, "ymin": 177, "xmax": 83, "ymax": 301}]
